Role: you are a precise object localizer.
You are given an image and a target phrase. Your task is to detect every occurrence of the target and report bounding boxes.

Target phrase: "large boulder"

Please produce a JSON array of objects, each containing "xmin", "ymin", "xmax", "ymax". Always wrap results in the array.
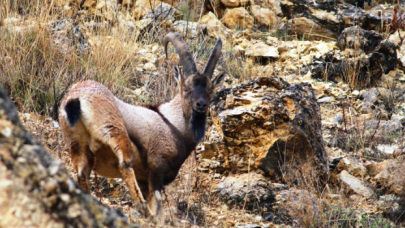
[
  {"xmin": 0, "ymin": 86, "xmax": 131, "ymax": 227},
  {"xmin": 200, "ymin": 76, "xmax": 327, "ymax": 179}
]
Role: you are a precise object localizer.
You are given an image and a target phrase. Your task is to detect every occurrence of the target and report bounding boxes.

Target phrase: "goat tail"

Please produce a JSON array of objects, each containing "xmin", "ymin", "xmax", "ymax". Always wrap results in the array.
[{"xmin": 64, "ymin": 98, "xmax": 81, "ymax": 127}]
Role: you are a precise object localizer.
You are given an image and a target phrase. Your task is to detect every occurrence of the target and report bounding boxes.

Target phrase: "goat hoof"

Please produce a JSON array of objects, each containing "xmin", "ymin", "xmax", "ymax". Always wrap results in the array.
[{"xmin": 136, "ymin": 203, "xmax": 151, "ymax": 218}]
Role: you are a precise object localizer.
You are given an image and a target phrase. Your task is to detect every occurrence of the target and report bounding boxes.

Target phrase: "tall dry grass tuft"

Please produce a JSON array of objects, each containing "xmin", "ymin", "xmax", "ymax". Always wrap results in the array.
[
  {"xmin": 0, "ymin": 12, "xmax": 149, "ymax": 119},
  {"xmin": 280, "ymin": 160, "xmax": 392, "ymax": 227}
]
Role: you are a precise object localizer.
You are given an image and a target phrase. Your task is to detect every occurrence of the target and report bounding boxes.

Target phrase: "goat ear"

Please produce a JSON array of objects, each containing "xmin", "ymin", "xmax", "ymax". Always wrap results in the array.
[
  {"xmin": 212, "ymin": 72, "xmax": 225, "ymax": 87},
  {"xmin": 173, "ymin": 66, "xmax": 184, "ymax": 84}
]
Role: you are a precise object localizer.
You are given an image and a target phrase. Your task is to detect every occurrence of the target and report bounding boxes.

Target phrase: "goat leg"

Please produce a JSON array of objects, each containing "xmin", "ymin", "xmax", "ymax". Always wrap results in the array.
[
  {"xmin": 119, "ymin": 165, "xmax": 148, "ymax": 206},
  {"xmin": 147, "ymin": 171, "xmax": 165, "ymax": 225},
  {"xmin": 107, "ymin": 135, "xmax": 150, "ymax": 214},
  {"xmin": 70, "ymin": 142, "xmax": 94, "ymax": 192}
]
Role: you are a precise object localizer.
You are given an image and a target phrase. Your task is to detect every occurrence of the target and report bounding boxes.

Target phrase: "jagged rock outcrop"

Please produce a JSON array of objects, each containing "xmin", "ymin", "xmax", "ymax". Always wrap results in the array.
[
  {"xmin": 0, "ymin": 86, "xmax": 132, "ymax": 228},
  {"xmin": 281, "ymin": 0, "xmax": 388, "ymax": 40},
  {"xmin": 199, "ymin": 76, "xmax": 327, "ymax": 179},
  {"xmin": 305, "ymin": 26, "xmax": 397, "ymax": 89}
]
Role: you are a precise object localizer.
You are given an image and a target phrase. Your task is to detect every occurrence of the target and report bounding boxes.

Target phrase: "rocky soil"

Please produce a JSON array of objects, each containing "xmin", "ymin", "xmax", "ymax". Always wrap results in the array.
[{"xmin": 1, "ymin": 0, "xmax": 405, "ymax": 227}]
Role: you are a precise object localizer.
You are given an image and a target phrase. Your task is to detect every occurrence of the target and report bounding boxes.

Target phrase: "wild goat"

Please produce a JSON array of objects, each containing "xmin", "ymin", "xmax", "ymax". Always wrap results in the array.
[{"xmin": 58, "ymin": 32, "xmax": 223, "ymax": 221}]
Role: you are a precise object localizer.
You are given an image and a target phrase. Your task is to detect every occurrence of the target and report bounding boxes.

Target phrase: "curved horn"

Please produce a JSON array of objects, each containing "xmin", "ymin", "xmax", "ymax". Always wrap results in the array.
[
  {"xmin": 203, "ymin": 37, "xmax": 222, "ymax": 78},
  {"xmin": 164, "ymin": 32, "xmax": 198, "ymax": 78}
]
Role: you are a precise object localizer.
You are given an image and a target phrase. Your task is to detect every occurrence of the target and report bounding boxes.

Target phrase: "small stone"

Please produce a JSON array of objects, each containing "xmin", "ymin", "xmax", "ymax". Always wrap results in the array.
[
  {"xmin": 254, "ymin": 215, "xmax": 263, "ymax": 222},
  {"xmin": 318, "ymin": 97, "xmax": 335, "ymax": 103},
  {"xmin": 48, "ymin": 160, "xmax": 62, "ymax": 176},
  {"xmin": 172, "ymin": 21, "xmax": 206, "ymax": 39},
  {"xmin": 220, "ymin": 0, "xmax": 249, "ymax": 7},
  {"xmin": 361, "ymin": 88, "xmax": 380, "ymax": 104},
  {"xmin": 44, "ymin": 180, "xmax": 58, "ymax": 195},
  {"xmin": 338, "ymin": 170, "xmax": 377, "ymax": 199},
  {"xmin": 0, "ymin": 119, "xmax": 12, "ymax": 138},
  {"xmin": 376, "ymin": 145, "xmax": 399, "ymax": 155},
  {"xmin": 245, "ymin": 42, "xmax": 279, "ymax": 58},
  {"xmin": 60, "ymin": 193, "xmax": 71, "ymax": 202},
  {"xmin": 336, "ymin": 157, "xmax": 368, "ymax": 178}
]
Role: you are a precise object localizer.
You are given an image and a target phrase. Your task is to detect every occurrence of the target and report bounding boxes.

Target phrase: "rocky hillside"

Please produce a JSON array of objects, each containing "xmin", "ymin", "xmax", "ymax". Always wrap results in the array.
[{"xmin": 1, "ymin": 0, "xmax": 405, "ymax": 227}]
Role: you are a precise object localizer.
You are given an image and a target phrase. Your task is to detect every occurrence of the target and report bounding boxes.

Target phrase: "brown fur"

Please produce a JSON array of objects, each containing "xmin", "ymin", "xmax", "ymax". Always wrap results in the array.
[{"xmin": 58, "ymin": 32, "xmax": 223, "ymax": 224}]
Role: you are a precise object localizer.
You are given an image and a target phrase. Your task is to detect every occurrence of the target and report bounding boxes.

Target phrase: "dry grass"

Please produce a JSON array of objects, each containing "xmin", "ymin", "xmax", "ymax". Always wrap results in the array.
[
  {"xmin": 0, "ymin": 1, "xmax": 242, "ymax": 115},
  {"xmin": 4, "ymin": 1, "xmax": 405, "ymax": 227},
  {"xmin": 0, "ymin": 16, "xmax": 146, "ymax": 118},
  {"xmin": 0, "ymin": 2, "xmax": 263, "ymax": 227},
  {"xmin": 280, "ymin": 160, "xmax": 395, "ymax": 227}
]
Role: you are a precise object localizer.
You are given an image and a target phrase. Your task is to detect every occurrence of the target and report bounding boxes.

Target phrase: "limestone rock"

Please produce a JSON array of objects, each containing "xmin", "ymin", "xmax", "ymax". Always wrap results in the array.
[
  {"xmin": 305, "ymin": 26, "xmax": 397, "ymax": 89},
  {"xmin": 91, "ymin": 0, "xmax": 118, "ymax": 22},
  {"xmin": 132, "ymin": 0, "xmax": 164, "ymax": 19},
  {"xmin": 335, "ymin": 157, "xmax": 368, "ymax": 179},
  {"xmin": 361, "ymin": 88, "xmax": 380, "ymax": 104},
  {"xmin": 199, "ymin": 12, "xmax": 232, "ymax": 42},
  {"xmin": 245, "ymin": 42, "xmax": 279, "ymax": 58},
  {"xmin": 281, "ymin": 0, "xmax": 388, "ymax": 40},
  {"xmin": 201, "ymin": 76, "xmax": 327, "ymax": 179},
  {"xmin": 337, "ymin": 26, "xmax": 397, "ymax": 74},
  {"xmin": 389, "ymin": 31, "xmax": 405, "ymax": 69},
  {"xmin": 358, "ymin": 88, "xmax": 380, "ymax": 113},
  {"xmin": 317, "ymin": 97, "xmax": 335, "ymax": 103},
  {"xmin": 172, "ymin": 21, "xmax": 206, "ymax": 39},
  {"xmin": 398, "ymin": 44, "xmax": 405, "ymax": 70},
  {"xmin": 250, "ymin": 0, "xmax": 282, "ymax": 16},
  {"xmin": 250, "ymin": 5, "xmax": 278, "ymax": 27},
  {"xmin": 289, "ymin": 17, "xmax": 337, "ymax": 41},
  {"xmin": 203, "ymin": 0, "xmax": 227, "ymax": 19},
  {"xmin": 0, "ymin": 86, "xmax": 130, "ymax": 227},
  {"xmin": 338, "ymin": 171, "xmax": 377, "ymax": 199},
  {"xmin": 50, "ymin": 19, "xmax": 90, "ymax": 55},
  {"xmin": 337, "ymin": 26, "xmax": 384, "ymax": 54},
  {"xmin": 143, "ymin": 2, "xmax": 177, "ymax": 21},
  {"xmin": 374, "ymin": 157, "xmax": 405, "ymax": 195},
  {"xmin": 220, "ymin": 0, "xmax": 249, "ymax": 7},
  {"xmin": 377, "ymin": 145, "xmax": 398, "ymax": 155},
  {"xmin": 272, "ymin": 187, "xmax": 318, "ymax": 223},
  {"xmin": 366, "ymin": 160, "xmax": 389, "ymax": 177},
  {"xmin": 216, "ymin": 173, "xmax": 274, "ymax": 211},
  {"xmin": 221, "ymin": 8, "xmax": 254, "ymax": 30},
  {"xmin": 388, "ymin": 30, "xmax": 405, "ymax": 47},
  {"xmin": 160, "ymin": 0, "xmax": 181, "ymax": 6}
]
